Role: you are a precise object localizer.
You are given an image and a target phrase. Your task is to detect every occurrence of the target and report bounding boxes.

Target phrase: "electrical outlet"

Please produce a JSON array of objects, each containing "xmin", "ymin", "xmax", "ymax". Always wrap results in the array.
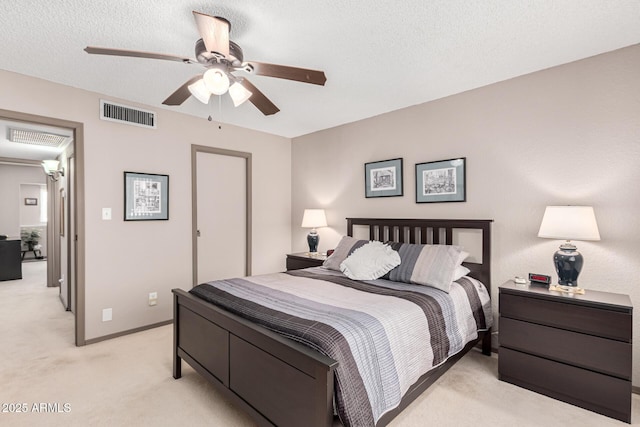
[
  {"xmin": 102, "ymin": 308, "xmax": 112, "ymax": 322},
  {"xmin": 148, "ymin": 292, "xmax": 158, "ymax": 306}
]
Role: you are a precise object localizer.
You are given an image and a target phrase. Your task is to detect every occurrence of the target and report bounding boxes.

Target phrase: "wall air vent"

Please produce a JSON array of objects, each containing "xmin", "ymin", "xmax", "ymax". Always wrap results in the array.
[
  {"xmin": 100, "ymin": 99, "xmax": 157, "ymax": 129},
  {"xmin": 8, "ymin": 128, "xmax": 69, "ymax": 147}
]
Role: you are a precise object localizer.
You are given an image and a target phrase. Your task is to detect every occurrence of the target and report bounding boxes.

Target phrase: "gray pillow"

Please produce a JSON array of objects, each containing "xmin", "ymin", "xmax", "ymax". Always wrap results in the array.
[
  {"xmin": 383, "ymin": 242, "xmax": 465, "ymax": 293},
  {"xmin": 323, "ymin": 236, "xmax": 368, "ymax": 271}
]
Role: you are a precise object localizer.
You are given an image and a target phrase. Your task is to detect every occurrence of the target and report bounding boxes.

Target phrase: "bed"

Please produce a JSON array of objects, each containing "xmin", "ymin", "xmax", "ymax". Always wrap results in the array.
[{"xmin": 172, "ymin": 218, "xmax": 493, "ymax": 427}]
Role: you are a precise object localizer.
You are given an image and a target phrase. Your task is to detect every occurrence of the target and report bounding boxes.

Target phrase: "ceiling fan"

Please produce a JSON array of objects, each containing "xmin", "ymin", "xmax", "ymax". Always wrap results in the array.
[{"xmin": 84, "ymin": 11, "xmax": 327, "ymax": 116}]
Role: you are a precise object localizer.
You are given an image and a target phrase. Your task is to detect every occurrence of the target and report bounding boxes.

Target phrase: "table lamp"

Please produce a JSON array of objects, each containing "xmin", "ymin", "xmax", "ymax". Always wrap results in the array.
[
  {"xmin": 301, "ymin": 209, "xmax": 327, "ymax": 254},
  {"xmin": 537, "ymin": 206, "xmax": 600, "ymax": 290}
]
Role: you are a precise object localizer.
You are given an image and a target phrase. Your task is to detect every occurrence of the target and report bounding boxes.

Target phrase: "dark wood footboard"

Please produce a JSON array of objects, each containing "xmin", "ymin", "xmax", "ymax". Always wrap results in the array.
[{"xmin": 173, "ymin": 288, "xmax": 338, "ymax": 427}]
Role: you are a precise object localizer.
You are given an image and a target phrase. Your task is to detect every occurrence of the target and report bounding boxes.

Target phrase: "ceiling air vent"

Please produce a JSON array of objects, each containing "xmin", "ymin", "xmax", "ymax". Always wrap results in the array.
[{"xmin": 100, "ymin": 99, "xmax": 157, "ymax": 129}]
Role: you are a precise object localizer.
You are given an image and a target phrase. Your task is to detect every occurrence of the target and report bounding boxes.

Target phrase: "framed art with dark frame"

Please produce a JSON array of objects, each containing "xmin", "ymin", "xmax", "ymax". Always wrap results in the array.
[
  {"xmin": 24, "ymin": 198, "xmax": 38, "ymax": 206},
  {"xmin": 415, "ymin": 157, "xmax": 466, "ymax": 203},
  {"xmin": 124, "ymin": 172, "xmax": 169, "ymax": 221},
  {"xmin": 364, "ymin": 158, "xmax": 403, "ymax": 198}
]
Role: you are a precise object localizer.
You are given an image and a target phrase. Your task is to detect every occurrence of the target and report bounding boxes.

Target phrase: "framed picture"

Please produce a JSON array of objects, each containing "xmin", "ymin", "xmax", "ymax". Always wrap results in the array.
[
  {"xmin": 24, "ymin": 198, "xmax": 38, "ymax": 206},
  {"xmin": 364, "ymin": 158, "xmax": 403, "ymax": 198},
  {"xmin": 124, "ymin": 172, "xmax": 169, "ymax": 221},
  {"xmin": 415, "ymin": 157, "xmax": 466, "ymax": 203}
]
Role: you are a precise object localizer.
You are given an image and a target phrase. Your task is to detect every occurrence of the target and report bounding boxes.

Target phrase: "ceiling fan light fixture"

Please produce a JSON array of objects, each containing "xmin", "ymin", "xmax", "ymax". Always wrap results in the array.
[
  {"xmin": 86, "ymin": 11, "xmax": 326, "ymax": 116},
  {"xmin": 203, "ymin": 68, "xmax": 230, "ymax": 95},
  {"xmin": 228, "ymin": 82, "xmax": 253, "ymax": 107},
  {"xmin": 188, "ymin": 79, "xmax": 212, "ymax": 104}
]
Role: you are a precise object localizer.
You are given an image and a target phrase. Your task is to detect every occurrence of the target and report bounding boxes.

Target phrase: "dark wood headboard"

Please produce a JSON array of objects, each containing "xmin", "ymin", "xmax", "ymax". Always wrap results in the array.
[{"xmin": 346, "ymin": 218, "xmax": 493, "ymax": 290}]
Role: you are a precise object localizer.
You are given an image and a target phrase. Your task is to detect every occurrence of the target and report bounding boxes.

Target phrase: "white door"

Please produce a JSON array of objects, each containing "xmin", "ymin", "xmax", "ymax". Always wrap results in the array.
[{"xmin": 196, "ymin": 150, "xmax": 248, "ymax": 284}]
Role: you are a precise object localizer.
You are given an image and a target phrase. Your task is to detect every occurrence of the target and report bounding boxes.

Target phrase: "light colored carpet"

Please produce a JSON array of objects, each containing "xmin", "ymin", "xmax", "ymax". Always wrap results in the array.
[{"xmin": 1, "ymin": 262, "xmax": 638, "ymax": 426}]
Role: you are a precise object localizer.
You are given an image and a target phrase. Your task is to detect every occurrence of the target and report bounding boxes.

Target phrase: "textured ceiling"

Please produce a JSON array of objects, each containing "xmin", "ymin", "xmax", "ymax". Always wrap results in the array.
[{"xmin": 1, "ymin": 1, "xmax": 639, "ymax": 138}]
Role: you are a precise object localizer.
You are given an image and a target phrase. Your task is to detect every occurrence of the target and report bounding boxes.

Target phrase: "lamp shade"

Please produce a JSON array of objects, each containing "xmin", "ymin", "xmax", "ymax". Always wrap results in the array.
[
  {"xmin": 538, "ymin": 206, "xmax": 600, "ymax": 241},
  {"xmin": 301, "ymin": 209, "xmax": 327, "ymax": 228},
  {"xmin": 188, "ymin": 79, "xmax": 212, "ymax": 104},
  {"xmin": 228, "ymin": 81, "xmax": 253, "ymax": 107}
]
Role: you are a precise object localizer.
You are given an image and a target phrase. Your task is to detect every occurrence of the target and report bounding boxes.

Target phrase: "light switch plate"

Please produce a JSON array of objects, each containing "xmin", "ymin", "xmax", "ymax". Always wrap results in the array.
[
  {"xmin": 102, "ymin": 208, "xmax": 112, "ymax": 220},
  {"xmin": 102, "ymin": 308, "xmax": 112, "ymax": 322}
]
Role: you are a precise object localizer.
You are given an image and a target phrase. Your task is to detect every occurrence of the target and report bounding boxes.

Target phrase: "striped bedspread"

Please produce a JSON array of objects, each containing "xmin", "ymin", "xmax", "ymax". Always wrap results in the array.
[{"xmin": 190, "ymin": 267, "xmax": 492, "ymax": 427}]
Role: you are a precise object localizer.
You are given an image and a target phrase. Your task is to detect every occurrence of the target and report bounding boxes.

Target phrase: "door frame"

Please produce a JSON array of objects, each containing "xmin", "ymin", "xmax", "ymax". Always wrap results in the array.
[
  {"xmin": 0, "ymin": 108, "xmax": 86, "ymax": 346},
  {"xmin": 56, "ymin": 154, "xmax": 75, "ymax": 311},
  {"xmin": 191, "ymin": 145, "xmax": 252, "ymax": 286},
  {"xmin": 65, "ymin": 154, "xmax": 75, "ymax": 311}
]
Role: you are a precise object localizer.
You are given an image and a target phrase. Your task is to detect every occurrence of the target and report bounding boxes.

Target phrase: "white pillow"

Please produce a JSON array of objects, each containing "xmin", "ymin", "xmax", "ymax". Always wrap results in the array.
[
  {"xmin": 453, "ymin": 265, "xmax": 471, "ymax": 281},
  {"xmin": 340, "ymin": 241, "xmax": 401, "ymax": 280},
  {"xmin": 458, "ymin": 250, "xmax": 470, "ymax": 265}
]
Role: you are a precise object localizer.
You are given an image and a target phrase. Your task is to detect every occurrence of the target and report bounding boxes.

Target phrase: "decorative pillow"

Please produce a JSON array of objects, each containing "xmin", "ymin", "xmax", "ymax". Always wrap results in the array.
[
  {"xmin": 323, "ymin": 236, "xmax": 368, "ymax": 271},
  {"xmin": 453, "ymin": 265, "xmax": 471, "ymax": 281},
  {"xmin": 383, "ymin": 242, "xmax": 465, "ymax": 293},
  {"xmin": 458, "ymin": 250, "xmax": 470, "ymax": 265},
  {"xmin": 340, "ymin": 241, "xmax": 402, "ymax": 280}
]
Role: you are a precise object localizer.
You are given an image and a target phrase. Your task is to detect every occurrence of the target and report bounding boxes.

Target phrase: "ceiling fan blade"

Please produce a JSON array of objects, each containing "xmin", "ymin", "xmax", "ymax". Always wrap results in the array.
[
  {"xmin": 192, "ymin": 11, "xmax": 230, "ymax": 58},
  {"xmin": 84, "ymin": 46, "xmax": 195, "ymax": 64},
  {"xmin": 240, "ymin": 78, "xmax": 280, "ymax": 116},
  {"xmin": 162, "ymin": 75, "xmax": 203, "ymax": 106},
  {"xmin": 243, "ymin": 61, "xmax": 327, "ymax": 86}
]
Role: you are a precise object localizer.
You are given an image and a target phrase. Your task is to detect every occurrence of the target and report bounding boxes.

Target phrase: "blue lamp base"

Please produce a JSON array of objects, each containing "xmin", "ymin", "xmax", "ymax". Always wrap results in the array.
[
  {"xmin": 307, "ymin": 229, "xmax": 319, "ymax": 253},
  {"xmin": 553, "ymin": 243, "xmax": 583, "ymax": 287}
]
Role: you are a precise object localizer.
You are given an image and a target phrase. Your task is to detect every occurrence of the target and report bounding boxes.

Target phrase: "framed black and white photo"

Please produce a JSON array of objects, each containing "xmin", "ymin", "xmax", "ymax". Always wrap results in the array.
[
  {"xmin": 24, "ymin": 198, "xmax": 38, "ymax": 206},
  {"xmin": 364, "ymin": 158, "xmax": 403, "ymax": 198},
  {"xmin": 415, "ymin": 158, "xmax": 466, "ymax": 203},
  {"xmin": 124, "ymin": 172, "xmax": 169, "ymax": 221}
]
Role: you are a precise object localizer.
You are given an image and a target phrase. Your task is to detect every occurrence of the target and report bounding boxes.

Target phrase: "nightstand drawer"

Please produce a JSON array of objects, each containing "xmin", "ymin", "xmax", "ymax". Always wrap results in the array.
[
  {"xmin": 499, "ymin": 293, "xmax": 631, "ymax": 341},
  {"xmin": 286, "ymin": 257, "xmax": 318, "ymax": 270},
  {"xmin": 499, "ymin": 348, "xmax": 631, "ymax": 423},
  {"xmin": 500, "ymin": 317, "xmax": 631, "ymax": 379}
]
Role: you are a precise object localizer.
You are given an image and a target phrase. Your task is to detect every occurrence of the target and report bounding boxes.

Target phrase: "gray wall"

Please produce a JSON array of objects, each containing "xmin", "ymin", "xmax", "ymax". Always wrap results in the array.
[{"xmin": 291, "ymin": 44, "xmax": 640, "ymax": 386}]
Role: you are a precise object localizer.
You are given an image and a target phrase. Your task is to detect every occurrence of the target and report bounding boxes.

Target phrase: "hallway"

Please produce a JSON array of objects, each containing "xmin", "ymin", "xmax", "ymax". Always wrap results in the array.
[{"xmin": 0, "ymin": 261, "xmax": 73, "ymax": 355}]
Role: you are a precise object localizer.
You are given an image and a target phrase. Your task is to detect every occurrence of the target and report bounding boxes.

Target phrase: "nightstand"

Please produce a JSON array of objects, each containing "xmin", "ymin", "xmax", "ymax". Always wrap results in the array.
[
  {"xmin": 286, "ymin": 252, "xmax": 327, "ymax": 271},
  {"xmin": 498, "ymin": 280, "xmax": 633, "ymax": 423}
]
